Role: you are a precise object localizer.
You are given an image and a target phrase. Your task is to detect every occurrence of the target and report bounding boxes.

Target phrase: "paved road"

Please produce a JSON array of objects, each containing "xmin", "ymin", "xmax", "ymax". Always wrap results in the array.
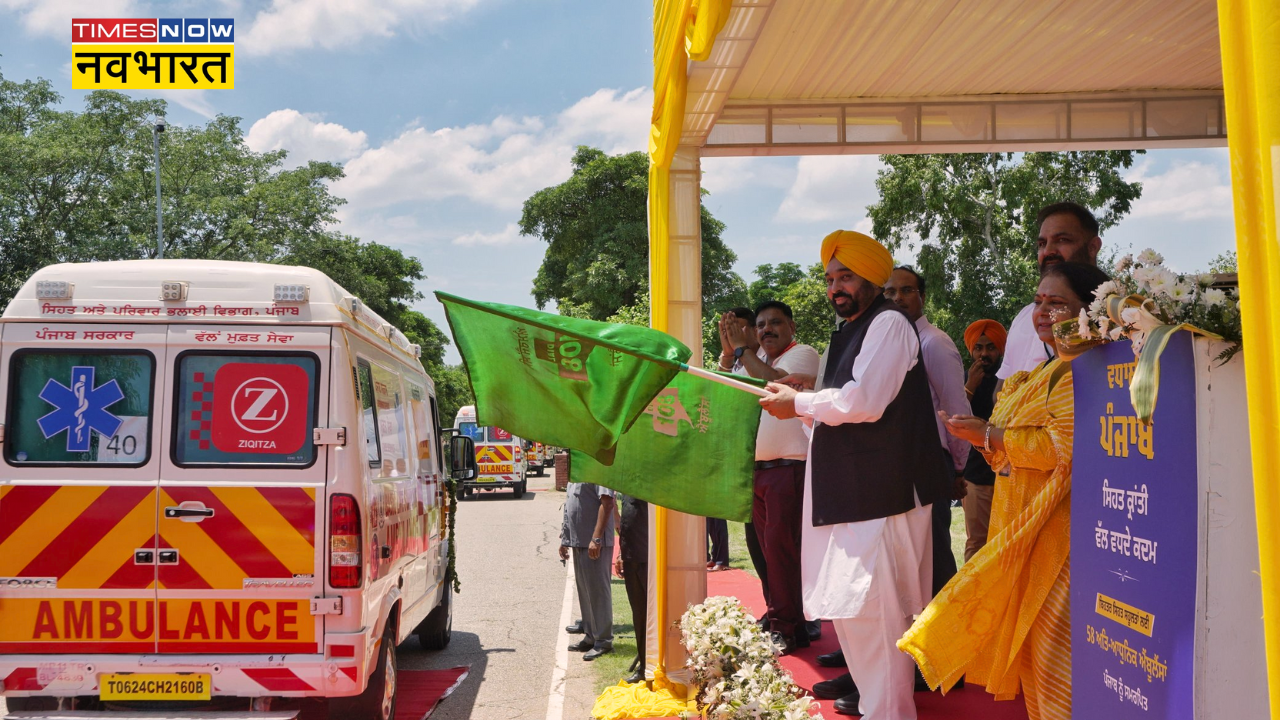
[{"xmin": 399, "ymin": 467, "xmax": 599, "ymax": 720}]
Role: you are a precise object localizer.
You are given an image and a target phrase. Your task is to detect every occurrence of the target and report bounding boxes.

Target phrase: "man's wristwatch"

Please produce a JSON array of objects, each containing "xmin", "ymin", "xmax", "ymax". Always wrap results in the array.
[
  {"xmin": 733, "ymin": 346, "xmax": 747, "ymax": 361},
  {"xmin": 590, "ymin": 537, "xmax": 603, "ymax": 546}
]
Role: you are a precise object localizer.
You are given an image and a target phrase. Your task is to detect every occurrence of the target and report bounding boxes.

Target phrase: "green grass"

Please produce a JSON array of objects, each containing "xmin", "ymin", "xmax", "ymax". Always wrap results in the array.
[{"xmin": 593, "ymin": 575, "xmax": 640, "ymax": 693}]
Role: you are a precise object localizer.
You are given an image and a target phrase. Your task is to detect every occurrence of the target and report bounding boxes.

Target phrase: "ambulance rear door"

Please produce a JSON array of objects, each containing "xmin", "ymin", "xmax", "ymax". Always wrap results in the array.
[
  {"xmin": 156, "ymin": 325, "xmax": 329, "ymax": 654},
  {"xmin": 0, "ymin": 322, "xmax": 164, "ymax": 655}
]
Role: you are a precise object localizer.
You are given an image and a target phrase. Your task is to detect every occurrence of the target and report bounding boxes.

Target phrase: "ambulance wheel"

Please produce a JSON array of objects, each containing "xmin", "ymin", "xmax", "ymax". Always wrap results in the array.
[
  {"xmin": 512, "ymin": 482, "xmax": 525, "ymax": 499},
  {"xmin": 333, "ymin": 623, "xmax": 398, "ymax": 720},
  {"xmin": 418, "ymin": 578, "xmax": 453, "ymax": 650}
]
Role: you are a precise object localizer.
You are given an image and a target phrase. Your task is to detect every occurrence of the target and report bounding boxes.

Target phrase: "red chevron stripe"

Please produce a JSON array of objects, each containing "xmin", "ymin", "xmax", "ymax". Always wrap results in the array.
[
  {"xmin": 155, "ymin": 536, "xmax": 211, "ymax": 590},
  {"xmin": 2, "ymin": 668, "xmax": 43, "ymax": 691},
  {"xmin": 19, "ymin": 486, "xmax": 153, "ymax": 580},
  {"xmin": 255, "ymin": 487, "xmax": 316, "ymax": 543},
  {"xmin": 101, "ymin": 554, "xmax": 157, "ymax": 589},
  {"xmin": 0, "ymin": 486, "xmax": 59, "ymax": 545},
  {"xmin": 162, "ymin": 487, "xmax": 291, "ymax": 579},
  {"xmin": 242, "ymin": 668, "xmax": 314, "ymax": 691}
]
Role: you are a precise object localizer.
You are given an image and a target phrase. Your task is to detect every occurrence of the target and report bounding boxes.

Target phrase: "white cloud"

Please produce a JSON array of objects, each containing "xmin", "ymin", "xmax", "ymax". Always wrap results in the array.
[
  {"xmin": 775, "ymin": 155, "xmax": 884, "ymax": 225},
  {"xmin": 1125, "ymin": 157, "xmax": 1233, "ymax": 222},
  {"xmin": 3, "ymin": 0, "xmax": 137, "ymax": 37},
  {"xmin": 239, "ymin": 0, "xmax": 483, "ymax": 56},
  {"xmin": 245, "ymin": 109, "xmax": 369, "ymax": 168},
  {"xmin": 452, "ymin": 223, "xmax": 529, "ymax": 247},
  {"xmin": 334, "ymin": 87, "xmax": 651, "ymax": 212}
]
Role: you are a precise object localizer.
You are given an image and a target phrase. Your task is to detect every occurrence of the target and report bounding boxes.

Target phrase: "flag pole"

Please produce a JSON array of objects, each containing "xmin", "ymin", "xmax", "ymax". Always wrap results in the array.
[{"xmin": 681, "ymin": 364, "xmax": 771, "ymax": 397}]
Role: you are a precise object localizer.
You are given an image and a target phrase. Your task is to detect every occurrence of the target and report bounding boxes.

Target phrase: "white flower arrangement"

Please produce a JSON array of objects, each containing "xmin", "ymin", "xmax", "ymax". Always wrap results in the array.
[
  {"xmin": 679, "ymin": 596, "xmax": 820, "ymax": 720},
  {"xmin": 1076, "ymin": 248, "xmax": 1242, "ymax": 361}
]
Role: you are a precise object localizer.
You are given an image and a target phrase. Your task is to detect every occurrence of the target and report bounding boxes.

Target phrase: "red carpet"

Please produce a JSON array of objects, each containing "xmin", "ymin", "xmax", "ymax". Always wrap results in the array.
[
  {"xmin": 392, "ymin": 667, "xmax": 470, "ymax": 720},
  {"xmin": 706, "ymin": 568, "xmax": 1028, "ymax": 719}
]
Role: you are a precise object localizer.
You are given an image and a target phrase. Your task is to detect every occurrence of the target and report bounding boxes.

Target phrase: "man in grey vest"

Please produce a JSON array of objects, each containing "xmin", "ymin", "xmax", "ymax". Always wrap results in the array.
[{"xmin": 761, "ymin": 230, "xmax": 950, "ymax": 720}]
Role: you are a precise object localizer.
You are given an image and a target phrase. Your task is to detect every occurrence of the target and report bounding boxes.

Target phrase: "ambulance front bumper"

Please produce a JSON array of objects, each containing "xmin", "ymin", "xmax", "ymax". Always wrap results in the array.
[{"xmin": 0, "ymin": 632, "xmax": 374, "ymax": 699}]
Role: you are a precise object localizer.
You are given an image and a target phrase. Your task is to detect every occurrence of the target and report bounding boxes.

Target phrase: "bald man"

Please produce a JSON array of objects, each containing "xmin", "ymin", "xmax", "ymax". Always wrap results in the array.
[{"xmin": 761, "ymin": 230, "xmax": 951, "ymax": 720}]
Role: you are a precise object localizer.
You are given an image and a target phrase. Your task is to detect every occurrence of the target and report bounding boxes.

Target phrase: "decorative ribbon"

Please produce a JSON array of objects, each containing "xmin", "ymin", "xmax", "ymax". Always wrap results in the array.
[{"xmin": 1103, "ymin": 294, "xmax": 1222, "ymax": 423}]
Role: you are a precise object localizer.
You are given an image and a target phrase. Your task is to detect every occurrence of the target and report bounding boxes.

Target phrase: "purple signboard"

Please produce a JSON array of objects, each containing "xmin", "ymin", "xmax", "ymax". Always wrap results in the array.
[{"xmin": 1072, "ymin": 333, "xmax": 1197, "ymax": 718}]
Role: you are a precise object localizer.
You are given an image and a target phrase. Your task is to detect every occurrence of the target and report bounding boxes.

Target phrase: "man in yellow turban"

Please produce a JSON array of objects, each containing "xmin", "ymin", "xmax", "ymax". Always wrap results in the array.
[{"xmin": 760, "ymin": 229, "xmax": 950, "ymax": 719}]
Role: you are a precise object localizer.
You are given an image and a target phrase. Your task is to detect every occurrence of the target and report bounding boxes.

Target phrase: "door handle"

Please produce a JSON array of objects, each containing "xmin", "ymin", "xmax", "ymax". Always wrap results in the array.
[{"xmin": 164, "ymin": 505, "xmax": 214, "ymax": 521}]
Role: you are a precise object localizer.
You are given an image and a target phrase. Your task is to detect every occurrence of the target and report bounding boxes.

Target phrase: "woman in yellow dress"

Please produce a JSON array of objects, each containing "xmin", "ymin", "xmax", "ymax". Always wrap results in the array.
[{"xmin": 898, "ymin": 261, "xmax": 1111, "ymax": 720}]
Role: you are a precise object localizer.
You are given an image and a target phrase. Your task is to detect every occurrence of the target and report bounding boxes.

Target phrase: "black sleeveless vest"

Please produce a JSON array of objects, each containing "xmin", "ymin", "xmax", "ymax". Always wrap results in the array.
[{"xmin": 810, "ymin": 295, "xmax": 951, "ymax": 526}]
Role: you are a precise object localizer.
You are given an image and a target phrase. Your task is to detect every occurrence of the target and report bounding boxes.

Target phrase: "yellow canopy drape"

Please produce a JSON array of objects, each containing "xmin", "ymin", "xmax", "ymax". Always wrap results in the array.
[
  {"xmin": 646, "ymin": 0, "xmax": 730, "ymax": 675},
  {"xmin": 1218, "ymin": 0, "xmax": 1280, "ymax": 716}
]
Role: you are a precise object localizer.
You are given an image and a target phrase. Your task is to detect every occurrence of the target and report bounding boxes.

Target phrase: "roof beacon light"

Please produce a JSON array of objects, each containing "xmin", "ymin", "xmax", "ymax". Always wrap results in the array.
[
  {"xmin": 35, "ymin": 280, "xmax": 74, "ymax": 300},
  {"xmin": 160, "ymin": 281, "xmax": 189, "ymax": 301},
  {"xmin": 274, "ymin": 284, "xmax": 310, "ymax": 304}
]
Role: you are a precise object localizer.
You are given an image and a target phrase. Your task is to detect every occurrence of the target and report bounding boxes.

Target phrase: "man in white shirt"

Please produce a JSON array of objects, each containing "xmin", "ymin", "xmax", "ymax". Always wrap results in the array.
[
  {"xmin": 883, "ymin": 266, "xmax": 969, "ymax": 595},
  {"xmin": 997, "ymin": 201, "xmax": 1103, "ymax": 380},
  {"xmin": 762, "ymin": 230, "xmax": 950, "ymax": 720},
  {"xmin": 723, "ymin": 300, "xmax": 820, "ymax": 654}
]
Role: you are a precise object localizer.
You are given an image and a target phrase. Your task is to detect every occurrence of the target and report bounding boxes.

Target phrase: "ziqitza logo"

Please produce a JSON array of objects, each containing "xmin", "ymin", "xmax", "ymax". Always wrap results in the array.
[{"xmin": 71, "ymin": 18, "xmax": 234, "ymax": 90}]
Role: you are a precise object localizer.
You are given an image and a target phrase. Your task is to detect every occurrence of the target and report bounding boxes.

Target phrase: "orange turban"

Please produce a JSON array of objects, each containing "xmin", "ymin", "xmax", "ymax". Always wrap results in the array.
[
  {"xmin": 820, "ymin": 230, "xmax": 894, "ymax": 286},
  {"xmin": 964, "ymin": 319, "xmax": 1007, "ymax": 353}
]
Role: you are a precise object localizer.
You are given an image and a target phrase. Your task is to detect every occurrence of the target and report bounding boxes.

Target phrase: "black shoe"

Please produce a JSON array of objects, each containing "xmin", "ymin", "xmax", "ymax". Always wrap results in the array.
[
  {"xmin": 832, "ymin": 691, "xmax": 863, "ymax": 716},
  {"xmin": 816, "ymin": 649, "xmax": 845, "ymax": 668},
  {"xmin": 568, "ymin": 639, "xmax": 593, "ymax": 652},
  {"xmin": 756, "ymin": 616, "xmax": 770, "ymax": 631},
  {"xmin": 583, "ymin": 646, "xmax": 613, "ymax": 661},
  {"xmin": 566, "ymin": 622, "xmax": 585, "ymax": 634},
  {"xmin": 805, "ymin": 619, "xmax": 823, "ymax": 640},
  {"xmin": 625, "ymin": 669, "xmax": 645, "ymax": 684},
  {"xmin": 812, "ymin": 672, "xmax": 857, "ymax": 700}
]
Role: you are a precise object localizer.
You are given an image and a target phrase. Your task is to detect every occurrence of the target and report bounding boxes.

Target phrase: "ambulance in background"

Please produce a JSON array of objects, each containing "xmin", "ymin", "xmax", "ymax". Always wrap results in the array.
[
  {"xmin": 524, "ymin": 441, "xmax": 547, "ymax": 477},
  {"xmin": 0, "ymin": 260, "xmax": 478, "ymax": 720},
  {"xmin": 453, "ymin": 405, "xmax": 528, "ymax": 498}
]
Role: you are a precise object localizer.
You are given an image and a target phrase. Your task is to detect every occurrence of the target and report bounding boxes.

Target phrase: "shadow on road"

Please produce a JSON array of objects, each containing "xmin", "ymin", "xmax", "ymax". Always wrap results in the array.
[{"xmin": 397, "ymin": 630, "xmax": 513, "ymax": 719}]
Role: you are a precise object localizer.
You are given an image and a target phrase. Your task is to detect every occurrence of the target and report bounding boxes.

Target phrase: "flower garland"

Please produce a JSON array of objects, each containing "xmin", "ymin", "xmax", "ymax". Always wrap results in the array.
[
  {"xmin": 1063, "ymin": 248, "xmax": 1241, "ymax": 362},
  {"xmin": 679, "ymin": 596, "xmax": 820, "ymax": 720}
]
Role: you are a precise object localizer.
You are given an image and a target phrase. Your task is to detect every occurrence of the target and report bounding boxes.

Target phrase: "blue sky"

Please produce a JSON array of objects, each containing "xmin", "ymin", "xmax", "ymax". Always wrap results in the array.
[{"xmin": 3, "ymin": 1, "xmax": 1237, "ymax": 363}]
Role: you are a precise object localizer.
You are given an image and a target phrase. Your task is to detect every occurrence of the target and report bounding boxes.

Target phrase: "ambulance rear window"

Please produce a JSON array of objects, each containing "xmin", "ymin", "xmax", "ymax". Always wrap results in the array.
[
  {"xmin": 5, "ymin": 350, "xmax": 155, "ymax": 466},
  {"xmin": 458, "ymin": 422, "xmax": 483, "ymax": 442},
  {"xmin": 172, "ymin": 352, "xmax": 319, "ymax": 467}
]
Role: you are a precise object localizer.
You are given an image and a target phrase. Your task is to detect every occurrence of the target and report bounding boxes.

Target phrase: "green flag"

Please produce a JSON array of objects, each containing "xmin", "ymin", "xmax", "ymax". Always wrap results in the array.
[
  {"xmin": 437, "ymin": 292, "xmax": 692, "ymax": 464},
  {"xmin": 570, "ymin": 369, "xmax": 762, "ymax": 523}
]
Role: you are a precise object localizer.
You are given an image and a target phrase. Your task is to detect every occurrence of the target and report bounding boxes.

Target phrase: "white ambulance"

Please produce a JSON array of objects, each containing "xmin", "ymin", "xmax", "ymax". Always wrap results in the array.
[
  {"xmin": 452, "ymin": 405, "xmax": 528, "ymax": 498},
  {"xmin": 0, "ymin": 260, "xmax": 477, "ymax": 719}
]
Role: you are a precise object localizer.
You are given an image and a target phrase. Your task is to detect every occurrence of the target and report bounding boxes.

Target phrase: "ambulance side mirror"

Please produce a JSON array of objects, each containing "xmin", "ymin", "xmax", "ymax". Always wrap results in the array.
[{"xmin": 450, "ymin": 435, "xmax": 477, "ymax": 481}]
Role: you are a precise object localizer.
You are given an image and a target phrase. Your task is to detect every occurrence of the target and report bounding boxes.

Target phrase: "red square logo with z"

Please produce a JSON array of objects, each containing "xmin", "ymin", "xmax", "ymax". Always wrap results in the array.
[{"xmin": 212, "ymin": 363, "xmax": 309, "ymax": 454}]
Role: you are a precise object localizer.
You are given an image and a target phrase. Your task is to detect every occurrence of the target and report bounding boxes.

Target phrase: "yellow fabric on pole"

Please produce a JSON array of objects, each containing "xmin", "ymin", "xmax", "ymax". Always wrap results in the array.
[
  {"xmin": 646, "ymin": 0, "xmax": 731, "ymax": 681},
  {"xmin": 1218, "ymin": 0, "xmax": 1280, "ymax": 715}
]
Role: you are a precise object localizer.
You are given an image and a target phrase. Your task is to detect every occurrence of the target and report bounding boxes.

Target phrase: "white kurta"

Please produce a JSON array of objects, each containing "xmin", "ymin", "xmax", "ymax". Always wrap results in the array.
[{"xmin": 793, "ymin": 311, "xmax": 934, "ymax": 621}]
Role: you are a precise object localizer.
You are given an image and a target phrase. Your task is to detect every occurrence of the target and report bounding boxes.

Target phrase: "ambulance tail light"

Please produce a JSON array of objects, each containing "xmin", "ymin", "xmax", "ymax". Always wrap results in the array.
[{"xmin": 329, "ymin": 494, "xmax": 362, "ymax": 589}]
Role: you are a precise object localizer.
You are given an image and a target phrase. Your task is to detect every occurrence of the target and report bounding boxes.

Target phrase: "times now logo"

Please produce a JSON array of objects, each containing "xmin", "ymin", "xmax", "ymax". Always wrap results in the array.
[{"xmin": 71, "ymin": 18, "xmax": 234, "ymax": 44}]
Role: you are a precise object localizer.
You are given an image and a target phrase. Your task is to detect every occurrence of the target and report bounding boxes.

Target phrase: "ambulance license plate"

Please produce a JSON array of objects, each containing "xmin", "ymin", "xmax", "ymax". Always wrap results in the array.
[{"xmin": 100, "ymin": 673, "xmax": 211, "ymax": 701}]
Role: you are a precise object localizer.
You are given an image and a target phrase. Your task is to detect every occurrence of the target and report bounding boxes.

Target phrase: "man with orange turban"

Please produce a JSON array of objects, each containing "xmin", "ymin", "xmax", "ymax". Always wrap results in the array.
[
  {"xmin": 960, "ymin": 320, "xmax": 1006, "ymax": 560},
  {"xmin": 760, "ymin": 230, "xmax": 950, "ymax": 720}
]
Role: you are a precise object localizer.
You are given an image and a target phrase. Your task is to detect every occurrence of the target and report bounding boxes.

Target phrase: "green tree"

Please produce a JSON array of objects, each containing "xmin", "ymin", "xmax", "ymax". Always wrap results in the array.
[
  {"xmin": 520, "ymin": 146, "xmax": 745, "ymax": 321},
  {"xmin": 1209, "ymin": 250, "xmax": 1238, "ymax": 274},
  {"xmin": 0, "ymin": 69, "xmax": 473, "ymax": 418},
  {"xmin": 868, "ymin": 151, "xmax": 1144, "ymax": 343}
]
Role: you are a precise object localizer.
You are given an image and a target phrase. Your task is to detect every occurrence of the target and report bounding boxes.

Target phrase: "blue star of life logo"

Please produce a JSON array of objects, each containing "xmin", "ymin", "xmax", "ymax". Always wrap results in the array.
[{"xmin": 37, "ymin": 366, "xmax": 125, "ymax": 453}]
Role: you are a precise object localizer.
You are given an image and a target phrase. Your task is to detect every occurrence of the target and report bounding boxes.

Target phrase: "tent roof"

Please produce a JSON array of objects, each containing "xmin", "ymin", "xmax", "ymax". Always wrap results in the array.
[{"xmin": 687, "ymin": 0, "xmax": 1226, "ymax": 155}]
